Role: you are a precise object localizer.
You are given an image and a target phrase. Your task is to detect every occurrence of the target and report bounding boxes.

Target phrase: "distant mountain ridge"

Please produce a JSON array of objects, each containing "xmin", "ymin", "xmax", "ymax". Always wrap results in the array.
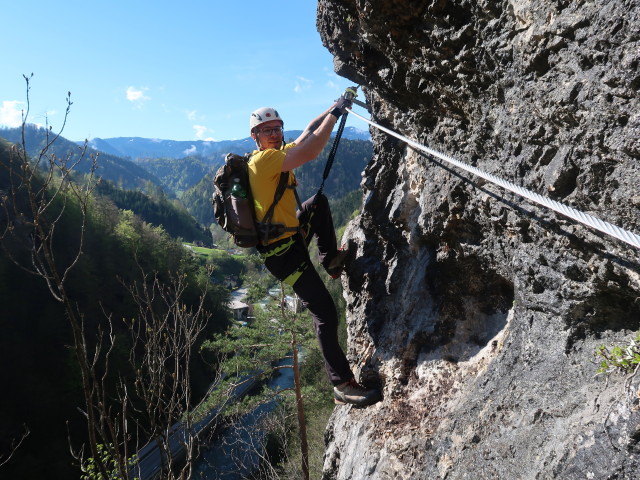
[
  {"xmin": 0, "ymin": 125, "xmax": 161, "ymax": 190},
  {"xmin": 86, "ymin": 126, "xmax": 371, "ymax": 161}
]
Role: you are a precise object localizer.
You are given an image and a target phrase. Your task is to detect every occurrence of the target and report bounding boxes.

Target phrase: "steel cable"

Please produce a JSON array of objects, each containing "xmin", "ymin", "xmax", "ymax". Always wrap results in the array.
[{"xmin": 347, "ymin": 107, "xmax": 640, "ymax": 250}]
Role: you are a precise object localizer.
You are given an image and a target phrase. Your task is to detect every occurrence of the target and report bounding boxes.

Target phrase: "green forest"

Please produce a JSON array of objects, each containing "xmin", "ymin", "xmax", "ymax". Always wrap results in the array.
[
  {"xmin": 0, "ymin": 137, "xmax": 232, "ymax": 478},
  {"xmin": 134, "ymin": 156, "xmax": 211, "ymax": 197},
  {"xmin": 0, "ymin": 124, "xmax": 371, "ymax": 479},
  {"xmin": 94, "ymin": 180, "xmax": 211, "ymax": 244}
]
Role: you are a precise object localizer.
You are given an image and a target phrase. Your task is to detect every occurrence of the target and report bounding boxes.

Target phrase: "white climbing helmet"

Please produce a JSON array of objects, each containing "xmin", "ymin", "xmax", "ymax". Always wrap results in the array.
[{"xmin": 250, "ymin": 107, "xmax": 283, "ymax": 132}]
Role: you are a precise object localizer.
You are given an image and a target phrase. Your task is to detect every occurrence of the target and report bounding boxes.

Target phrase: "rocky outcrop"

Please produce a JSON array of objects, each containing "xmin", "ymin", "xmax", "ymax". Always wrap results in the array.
[{"xmin": 318, "ymin": 1, "xmax": 640, "ymax": 478}]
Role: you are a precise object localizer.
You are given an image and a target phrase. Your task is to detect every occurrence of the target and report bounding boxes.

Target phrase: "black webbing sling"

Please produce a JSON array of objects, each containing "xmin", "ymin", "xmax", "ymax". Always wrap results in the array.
[{"xmin": 316, "ymin": 111, "xmax": 348, "ymax": 200}]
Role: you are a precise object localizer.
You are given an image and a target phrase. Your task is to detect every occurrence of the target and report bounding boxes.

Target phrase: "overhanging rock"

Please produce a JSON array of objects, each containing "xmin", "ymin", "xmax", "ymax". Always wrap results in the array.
[{"xmin": 318, "ymin": 0, "xmax": 640, "ymax": 478}]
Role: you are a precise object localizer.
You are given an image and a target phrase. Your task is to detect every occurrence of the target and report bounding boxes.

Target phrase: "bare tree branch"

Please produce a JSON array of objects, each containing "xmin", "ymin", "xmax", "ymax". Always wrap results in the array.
[{"xmin": 0, "ymin": 425, "xmax": 30, "ymax": 468}]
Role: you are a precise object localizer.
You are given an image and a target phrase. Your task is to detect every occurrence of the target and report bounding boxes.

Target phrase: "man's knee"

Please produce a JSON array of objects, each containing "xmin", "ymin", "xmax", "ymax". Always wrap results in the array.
[
  {"xmin": 314, "ymin": 193, "xmax": 329, "ymax": 209},
  {"xmin": 301, "ymin": 193, "xmax": 328, "ymax": 211}
]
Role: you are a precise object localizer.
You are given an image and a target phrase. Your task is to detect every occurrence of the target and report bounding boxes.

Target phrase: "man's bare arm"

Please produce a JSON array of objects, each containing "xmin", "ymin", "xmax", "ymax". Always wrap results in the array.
[
  {"xmin": 282, "ymin": 112, "xmax": 338, "ymax": 171},
  {"xmin": 293, "ymin": 103, "xmax": 338, "ymax": 146}
]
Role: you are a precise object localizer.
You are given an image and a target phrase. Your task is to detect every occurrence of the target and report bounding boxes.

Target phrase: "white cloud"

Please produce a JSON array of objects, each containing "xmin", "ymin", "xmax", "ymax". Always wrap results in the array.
[
  {"xmin": 324, "ymin": 70, "xmax": 344, "ymax": 92},
  {"xmin": 126, "ymin": 86, "xmax": 150, "ymax": 106},
  {"xmin": 325, "ymin": 79, "xmax": 339, "ymax": 90},
  {"xmin": 0, "ymin": 100, "xmax": 25, "ymax": 127},
  {"xmin": 183, "ymin": 145, "xmax": 197, "ymax": 156},
  {"xmin": 186, "ymin": 110, "xmax": 198, "ymax": 121},
  {"xmin": 294, "ymin": 76, "xmax": 313, "ymax": 93},
  {"xmin": 193, "ymin": 124, "xmax": 215, "ymax": 141}
]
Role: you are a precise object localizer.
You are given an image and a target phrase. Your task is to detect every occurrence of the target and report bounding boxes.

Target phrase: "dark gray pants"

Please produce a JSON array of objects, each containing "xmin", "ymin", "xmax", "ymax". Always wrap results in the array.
[{"xmin": 261, "ymin": 194, "xmax": 353, "ymax": 385}]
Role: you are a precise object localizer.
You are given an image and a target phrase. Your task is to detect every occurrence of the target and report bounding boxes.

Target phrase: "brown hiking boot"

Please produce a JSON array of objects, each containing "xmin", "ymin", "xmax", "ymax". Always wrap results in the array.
[
  {"xmin": 333, "ymin": 378, "xmax": 381, "ymax": 407},
  {"xmin": 325, "ymin": 243, "xmax": 353, "ymax": 279}
]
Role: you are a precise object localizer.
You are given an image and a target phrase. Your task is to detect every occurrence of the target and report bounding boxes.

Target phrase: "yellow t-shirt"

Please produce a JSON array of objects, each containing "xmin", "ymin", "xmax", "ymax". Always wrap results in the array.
[{"xmin": 248, "ymin": 143, "xmax": 298, "ymax": 245}]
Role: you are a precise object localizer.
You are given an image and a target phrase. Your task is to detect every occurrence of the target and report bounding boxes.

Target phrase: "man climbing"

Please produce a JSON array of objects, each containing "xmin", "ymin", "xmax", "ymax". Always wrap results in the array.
[{"xmin": 247, "ymin": 92, "xmax": 380, "ymax": 407}]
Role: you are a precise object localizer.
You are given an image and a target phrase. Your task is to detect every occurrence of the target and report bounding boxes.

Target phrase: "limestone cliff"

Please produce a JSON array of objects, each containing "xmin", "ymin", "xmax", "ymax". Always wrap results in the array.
[{"xmin": 317, "ymin": 1, "xmax": 640, "ymax": 478}]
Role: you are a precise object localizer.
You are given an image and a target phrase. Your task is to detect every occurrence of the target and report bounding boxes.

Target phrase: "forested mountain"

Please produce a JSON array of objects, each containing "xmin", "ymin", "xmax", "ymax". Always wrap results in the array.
[
  {"xmin": 89, "ymin": 136, "xmax": 255, "ymax": 163},
  {"xmin": 95, "ymin": 180, "xmax": 211, "ymax": 244},
  {"xmin": 135, "ymin": 156, "xmax": 213, "ymax": 196},
  {"xmin": 180, "ymin": 138, "xmax": 373, "ymax": 227},
  {"xmin": 180, "ymin": 175, "xmax": 217, "ymax": 228},
  {"xmin": 0, "ymin": 125, "xmax": 162, "ymax": 190},
  {"xmin": 293, "ymin": 138, "xmax": 372, "ymax": 200},
  {"xmin": 329, "ymin": 189, "xmax": 362, "ymax": 230},
  {"xmin": 1, "ymin": 126, "xmax": 373, "ymax": 245},
  {"xmin": 87, "ymin": 126, "xmax": 370, "ymax": 161},
  {"xmin": 0, "ymin": 138, "xmax": 232, "ymax": 479},
  {"xmin": 1, "ymin": 127, "xmax": 213, "ymax": 244}
]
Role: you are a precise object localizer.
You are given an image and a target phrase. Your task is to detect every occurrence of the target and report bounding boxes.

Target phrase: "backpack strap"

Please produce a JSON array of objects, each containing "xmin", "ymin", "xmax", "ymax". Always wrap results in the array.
[
  {"xmin": 261, "ymin": 172, "xmax": 289, "ymax": 227},
  {"xmin": 256, "ymin": 171, "xmax": 300, "ymax": 244},
  {"xmin": 293, "ymin": 184, "xmax": 303, "ymax": 212}
]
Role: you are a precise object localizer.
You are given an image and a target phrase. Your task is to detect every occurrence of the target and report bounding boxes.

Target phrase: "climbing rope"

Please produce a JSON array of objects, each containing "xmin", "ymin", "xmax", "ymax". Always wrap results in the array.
[{"xmin": 346, "ymin": 107, "xmax": 640, "ymax": 250}]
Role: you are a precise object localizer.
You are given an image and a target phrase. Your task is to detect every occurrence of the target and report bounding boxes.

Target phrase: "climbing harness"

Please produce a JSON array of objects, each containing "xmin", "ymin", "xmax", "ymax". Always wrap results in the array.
[{"xmin": 346, "ymin": 103, "xmax": 640, "ymax": 251}]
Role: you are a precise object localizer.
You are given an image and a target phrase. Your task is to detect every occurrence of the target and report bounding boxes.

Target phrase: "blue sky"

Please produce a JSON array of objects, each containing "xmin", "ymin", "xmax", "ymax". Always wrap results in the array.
[{"xmin": 1, "ymin": 1, "xmax": 363, "ymax": 142}]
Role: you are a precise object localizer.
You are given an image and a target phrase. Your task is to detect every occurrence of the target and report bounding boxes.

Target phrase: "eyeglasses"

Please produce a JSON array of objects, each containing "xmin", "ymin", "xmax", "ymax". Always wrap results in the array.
[{"xmin": 258, "ymin": 126, "xmax": 283, "ymax": 136}]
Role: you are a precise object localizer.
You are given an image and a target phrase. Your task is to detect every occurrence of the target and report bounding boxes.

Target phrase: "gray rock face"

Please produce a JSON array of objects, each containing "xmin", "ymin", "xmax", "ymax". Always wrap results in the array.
[{"xmin": 318, "ymin": 1, "xmax": 640, "ymax": 478}]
